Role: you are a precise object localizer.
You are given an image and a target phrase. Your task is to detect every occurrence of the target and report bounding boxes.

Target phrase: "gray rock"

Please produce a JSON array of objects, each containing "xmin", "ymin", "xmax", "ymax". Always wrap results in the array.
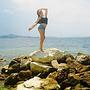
[{"xmin": 30, "ymin": 48, "xmax": 64, "ymax": 64}]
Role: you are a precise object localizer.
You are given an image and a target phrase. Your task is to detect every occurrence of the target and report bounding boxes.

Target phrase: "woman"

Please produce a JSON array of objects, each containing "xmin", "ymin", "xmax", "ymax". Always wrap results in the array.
[{"xmin": 28, "ymin": 8, "xmax": 48, "ymax": 52}]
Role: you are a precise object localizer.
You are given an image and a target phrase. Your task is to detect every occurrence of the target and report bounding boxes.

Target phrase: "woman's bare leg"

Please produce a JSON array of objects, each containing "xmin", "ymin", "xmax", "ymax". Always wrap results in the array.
[{"xmin": 38, "ymin": 29, "xmax": 45, "ymax": 51}]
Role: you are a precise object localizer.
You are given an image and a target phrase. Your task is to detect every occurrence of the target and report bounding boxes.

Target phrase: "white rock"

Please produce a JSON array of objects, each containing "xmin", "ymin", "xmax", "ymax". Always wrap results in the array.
[
  {"xmin": 17, "ymin": 77, "xmax": 60, "ymax": 90},
  {"xmin": 23, "ymin": 77, "xmax": 42, "ymax": 88},
  {"xmin": 17, "ymin": 77, "xmax": 42, "ymax": 90}
]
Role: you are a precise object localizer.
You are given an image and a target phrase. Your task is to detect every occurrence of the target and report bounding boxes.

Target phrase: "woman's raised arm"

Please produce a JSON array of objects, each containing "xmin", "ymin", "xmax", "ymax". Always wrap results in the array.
[{"xmin": 39, "ymin": 8, "xmax": 48, "ymax": 17}]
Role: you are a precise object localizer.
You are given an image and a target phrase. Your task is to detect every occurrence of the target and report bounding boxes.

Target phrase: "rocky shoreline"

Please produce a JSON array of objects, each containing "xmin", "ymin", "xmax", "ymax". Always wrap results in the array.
[{"xmin": 0, "ymin": 48, "xmax": 90, "ymax": 90}]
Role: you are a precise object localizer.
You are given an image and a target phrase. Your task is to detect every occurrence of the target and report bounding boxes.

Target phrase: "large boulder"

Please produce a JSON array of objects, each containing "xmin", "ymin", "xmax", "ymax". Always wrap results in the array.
[
  {"xmin": 29, "ymin": 48, "xmax": 64, "ymax": 64},
  {"xmin": 17, "ymin": 77, "xmax": 60, "ymax": 90}
]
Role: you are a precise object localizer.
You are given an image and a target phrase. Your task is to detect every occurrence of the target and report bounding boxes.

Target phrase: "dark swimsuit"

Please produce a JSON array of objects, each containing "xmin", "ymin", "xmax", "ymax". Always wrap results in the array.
[{"xmin": 38, "ymin": 17, "xmax": 48, "ymax": 33}]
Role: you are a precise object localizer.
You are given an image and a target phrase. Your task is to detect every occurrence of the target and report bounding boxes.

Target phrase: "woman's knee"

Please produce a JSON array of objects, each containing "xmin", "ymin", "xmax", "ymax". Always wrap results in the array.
[{"xmin": 40, "ymin": 37, "xmax": 45, "ymax": 41}]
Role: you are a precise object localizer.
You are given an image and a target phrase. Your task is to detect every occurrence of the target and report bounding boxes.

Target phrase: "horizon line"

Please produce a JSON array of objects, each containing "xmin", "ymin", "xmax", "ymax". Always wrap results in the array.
[{"xmin": 0, "ymin": 34, "xmax": 90, "ymax": 38}]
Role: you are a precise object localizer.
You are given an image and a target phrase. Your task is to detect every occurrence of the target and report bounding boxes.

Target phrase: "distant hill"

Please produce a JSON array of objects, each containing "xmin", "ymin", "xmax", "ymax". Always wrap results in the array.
[{"xmin": 0, "ymin": 34, "xmax": 31, "ymax": 38}]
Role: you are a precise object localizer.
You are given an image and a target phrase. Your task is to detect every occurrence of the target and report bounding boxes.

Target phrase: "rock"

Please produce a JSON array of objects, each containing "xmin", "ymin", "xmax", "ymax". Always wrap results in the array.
[
  {"xmin": 37, "ymin": 67, "xmax": 57, "ymax": 78},
  {"xmin": 76, "ymin": 55, "xmax": 90, "ymax": 65},
  {"xmin": 74, "ymin": 84, "xmax": 90, "ymax": 90},
  {"xmin": 30, "ymin": 48, "xmax": 64, "ymax": 64},
  {"xmin": 17, "ymin": 77, "xmax": 60, "ymax": 90},
  {"xmin": 30, "ymin": 62, "xmax": 53, "ymax": 75},
  {"xmin": 60, "ymin": 77, "xmax": 79, "ymax": 90},
  {"xmin": 1, "ymin": 64, "xmax": 20, "ymax": 74},
  {"xmin": 69, "ymin": 68, "xmax": 77, "ymax": 74},
  {"xmin": 1, "ymin": 48, "xmax": 90, "ymax": 90},
  {"xmin": 0, "ymin": 74, "xmax": 7, "ymax": 80},
  {"xmin": 9, "ymin": 56, "xmax": 32, "ymax": 68},
  {"xmin": 77, "ymin": 52, "xmax": 86, "ymax": 56},
  {"xmin": 23, "ymin": 77, "xmax": 42, "ymax": 88},
  {"xmin": 51, "ymin": 60, "xmax": 68, "ymax": 70},
  {"xmin": 18, "ymin": 70, "xmax": 32, "ymax": 81},
  {"xmin": 47, "ymin": 69, "xmax": 69, "ymax": 83},
  {"xmin": 1, "ymin": 65, "xmax": 9, "ymax": 74},
  {"xmin": 64, "ymin": 87, "xmax": 72, "ymax": 90},
  {"xmin": 9, "ymin": 60, "xmax": 20, "ymax": 68},
  {"xmin": 4, "ymin": 70, "xmax": 32, "ymax": 86},
  {"xmin": 68, "ymin": 73, "xmax": 80, "ymax": 80},
  {"xmin": 2, "ymin": 56, "xmax": 32, "ymax": 74},
  {"xmin": 57, "ymin": 54, "xmax": 74, "ymax": 64},
  {"xmin": 4, "ymin": 73, "xmax": 19, "ymax": 86},
  {"xmin": 69, "ymin": 71, "xmax": 90, "ymax": 87},
  {"xmin": 79, "ymin": 71, "xmax": 90, "ymax": 87},
  {"xmin": 0, "ymin": 58, "xmax": 6, "ymax": 62},
  {"xmin": 41, "ymin": 78, "xmax": 60, "ymax": 90},
  {"xmin": 12, "ymin": 56, "xmax": 32, "ymax": 66},
  {"xmin": 66, "ymin": 57, "xmax": 88, "ymax": 73}
]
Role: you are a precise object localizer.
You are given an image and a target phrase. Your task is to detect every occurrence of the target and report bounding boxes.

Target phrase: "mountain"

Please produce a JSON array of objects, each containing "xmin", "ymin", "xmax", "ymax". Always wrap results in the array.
[{"xmin": 0, "ymin": 34, "xmax": 31, "ymax": 38}]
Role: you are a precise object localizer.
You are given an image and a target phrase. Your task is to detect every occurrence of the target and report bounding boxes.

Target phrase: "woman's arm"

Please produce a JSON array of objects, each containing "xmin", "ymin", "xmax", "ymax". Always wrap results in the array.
[{"xmin": 28, "ymin": 17, "xmax": 41, "ymax": 31}]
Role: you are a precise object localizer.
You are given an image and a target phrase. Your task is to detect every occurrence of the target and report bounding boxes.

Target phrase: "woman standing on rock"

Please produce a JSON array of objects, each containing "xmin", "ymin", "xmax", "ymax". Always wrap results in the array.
[{"xmin": 28, "ymin": 8, "xmax": 48, "ymax": 52}]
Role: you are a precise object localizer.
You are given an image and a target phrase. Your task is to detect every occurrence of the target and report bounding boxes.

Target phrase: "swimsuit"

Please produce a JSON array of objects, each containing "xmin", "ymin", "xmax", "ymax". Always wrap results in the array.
[
  {"xmin": 38, "ymin": 24, "xmax": 46, "ymax": 33},
  {"xmin": 38, "ymin": 17, "xmax": 48, "ymax": 33}
]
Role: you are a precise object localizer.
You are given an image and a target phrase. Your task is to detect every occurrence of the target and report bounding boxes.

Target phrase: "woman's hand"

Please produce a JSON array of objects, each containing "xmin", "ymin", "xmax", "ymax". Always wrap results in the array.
[
  {"xmin": 28, "ymin": 27, "xmax": 32, "ymax": 31},
  {"xmin": 28, "ymin": 18, "xmax": 39, "ymax": 31}
]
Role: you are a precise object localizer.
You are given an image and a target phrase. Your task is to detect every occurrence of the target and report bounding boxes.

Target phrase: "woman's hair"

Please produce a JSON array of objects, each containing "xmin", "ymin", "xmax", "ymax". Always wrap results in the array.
[{"xmin": 37, "ymin": 9, "xmax": 42, "ymax": 17}]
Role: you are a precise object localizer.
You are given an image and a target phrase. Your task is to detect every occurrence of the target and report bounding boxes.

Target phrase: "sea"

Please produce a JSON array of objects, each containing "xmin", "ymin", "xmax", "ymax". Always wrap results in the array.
[
  {"xmin": 0, "ymin": 36, "xmax": 90, "ymax": 90},
  {"xmin": 0, "ymin": 36, "xmax": 90, "ymax": 61}
]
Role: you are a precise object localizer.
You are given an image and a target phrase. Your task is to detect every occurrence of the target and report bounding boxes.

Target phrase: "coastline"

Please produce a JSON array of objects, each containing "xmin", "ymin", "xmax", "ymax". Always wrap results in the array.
[{"xmin": 0, "ymin": 48, "xmax": 90, "ymax": 90}]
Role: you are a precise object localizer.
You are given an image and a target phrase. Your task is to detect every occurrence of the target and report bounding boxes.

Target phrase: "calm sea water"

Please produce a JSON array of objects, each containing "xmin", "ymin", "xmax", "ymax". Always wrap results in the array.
[{"xmin": 0, "ymin": 37, "xmax": 90, "ymax": 59}]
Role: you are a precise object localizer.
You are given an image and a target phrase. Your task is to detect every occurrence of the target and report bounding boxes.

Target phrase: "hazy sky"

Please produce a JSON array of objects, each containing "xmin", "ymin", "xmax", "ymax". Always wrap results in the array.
[{"xmin": 0, "ymin": 0, "xmax": 90, "ymax": 37}]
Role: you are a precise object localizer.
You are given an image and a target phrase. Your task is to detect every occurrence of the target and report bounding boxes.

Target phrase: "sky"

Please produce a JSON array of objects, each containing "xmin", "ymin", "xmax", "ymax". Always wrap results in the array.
[{"xmin": 0, "ymin": 0, "xmax": 90, "ymax": 37}]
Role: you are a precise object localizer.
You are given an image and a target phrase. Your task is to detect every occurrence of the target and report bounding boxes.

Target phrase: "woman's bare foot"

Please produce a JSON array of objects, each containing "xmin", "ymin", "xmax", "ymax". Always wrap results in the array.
[{"xmin": 40, "ymin": 48, "xmax": 44, "ymax": 52}]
